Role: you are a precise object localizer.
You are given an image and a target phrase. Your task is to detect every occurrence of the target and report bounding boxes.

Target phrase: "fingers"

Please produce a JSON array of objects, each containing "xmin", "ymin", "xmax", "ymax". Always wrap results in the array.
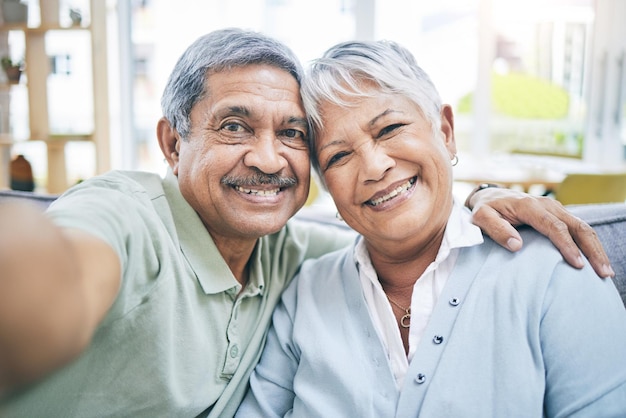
[
  {"xmin": 469, "ymin": 191, "xmax": 614, "ymax": 278},
  {"xmin": 470, "ymin": 205, "xmax": 523, "ymax": 252},
  {"xmin": 509, "ymin": 197, "xmax": 614, "ymax": 278},
  {"xmin": 529, "ymin": 209, "xmax": 586, "ymax": 269},
  {"xmin": 561, "ymin": 215, "xmax": 615, "ymax": 278}
]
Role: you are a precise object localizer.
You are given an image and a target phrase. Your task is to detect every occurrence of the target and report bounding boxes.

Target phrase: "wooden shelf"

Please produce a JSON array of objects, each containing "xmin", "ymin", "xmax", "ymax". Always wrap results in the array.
[
  {"xmin": 1, "ymin": 24, "xmax": 93, "ymax": 33},
  {"xmin": 0, "ymin": 133, "xmax": 93, "ymax": 143},
  {"xmin": 0, "ymin": 23, "xmax": 28, "ymax": 31},
  {"xmin": 0, "ymin": 133, "xmax": 14, "ymax": 145},
  {"xmin": 0, "ymin": 0, "xmax": 109, "ymax": 193}
]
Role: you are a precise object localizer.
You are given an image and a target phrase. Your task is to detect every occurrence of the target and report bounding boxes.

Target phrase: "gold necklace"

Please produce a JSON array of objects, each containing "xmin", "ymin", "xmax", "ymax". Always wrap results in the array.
[{"xmin": 387, "ymin": 295, "xmax": 411, "ymax": 328}]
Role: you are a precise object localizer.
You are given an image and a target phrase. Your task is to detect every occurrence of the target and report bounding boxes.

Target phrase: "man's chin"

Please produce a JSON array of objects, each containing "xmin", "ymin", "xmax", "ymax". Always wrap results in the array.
[{"xmin": 237, "ymin": 211, "xmax": 295, "ymax": 237}]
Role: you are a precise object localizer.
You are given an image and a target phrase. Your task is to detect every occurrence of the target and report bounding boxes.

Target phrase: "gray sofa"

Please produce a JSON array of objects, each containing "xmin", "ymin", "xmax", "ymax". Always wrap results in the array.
[{"xmin": 1, "ymin": 189, "xmax": 625, "ymax": 308}]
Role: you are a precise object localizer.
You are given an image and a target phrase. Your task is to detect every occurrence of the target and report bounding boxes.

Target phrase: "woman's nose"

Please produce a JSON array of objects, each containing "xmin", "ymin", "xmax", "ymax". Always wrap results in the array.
[{"xmin": 359, "ymin": 145, "xmax": 395, "ymax": 183}]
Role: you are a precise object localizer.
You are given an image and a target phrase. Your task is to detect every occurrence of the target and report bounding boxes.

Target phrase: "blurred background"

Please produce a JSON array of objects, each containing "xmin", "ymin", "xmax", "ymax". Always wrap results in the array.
[{"xmin": 0, "ymin": 0, "xmax": 624, "ymax": 208}]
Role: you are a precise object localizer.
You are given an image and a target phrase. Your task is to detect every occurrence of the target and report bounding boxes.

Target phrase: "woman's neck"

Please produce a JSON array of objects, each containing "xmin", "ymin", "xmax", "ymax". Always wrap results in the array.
[{"xmin": 366, "ymin": 230, "xmax": 444, "ymax": 293}]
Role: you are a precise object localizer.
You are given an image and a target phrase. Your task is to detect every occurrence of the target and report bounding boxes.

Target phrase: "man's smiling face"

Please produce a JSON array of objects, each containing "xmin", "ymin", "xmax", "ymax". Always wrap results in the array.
[{"xmin": 173, "ymin": 64, "xmax": 311, "ymax": 242}]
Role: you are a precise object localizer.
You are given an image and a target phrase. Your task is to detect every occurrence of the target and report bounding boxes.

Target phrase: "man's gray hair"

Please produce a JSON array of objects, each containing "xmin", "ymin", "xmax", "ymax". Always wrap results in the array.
[
  {"xmin": 301, "ymin": 40, "xmax": 443, "ymax": 177},
  {"xmin": 161, "ymin": 28, "xmax": 304, "ymax": 139}
]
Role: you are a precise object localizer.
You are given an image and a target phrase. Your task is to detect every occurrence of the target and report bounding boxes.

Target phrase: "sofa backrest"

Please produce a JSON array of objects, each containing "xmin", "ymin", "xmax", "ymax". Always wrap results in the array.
[
  {"xmin": 567, "ymin": 203, "xmax": 626, "ymax": 306},
  {"xmin": 1, "ymin": 189, "xmax": 625, "ymax": 308},
  {"xmin": 0, "ymin": 189, "xmax": 58, "ymax": 208}
]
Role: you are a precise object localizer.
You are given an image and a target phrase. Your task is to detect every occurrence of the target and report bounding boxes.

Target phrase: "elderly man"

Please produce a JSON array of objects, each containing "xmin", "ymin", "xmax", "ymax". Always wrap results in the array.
[{"xmin": 0, "ymin": 28, "xmax": 612, "ymax": 417}]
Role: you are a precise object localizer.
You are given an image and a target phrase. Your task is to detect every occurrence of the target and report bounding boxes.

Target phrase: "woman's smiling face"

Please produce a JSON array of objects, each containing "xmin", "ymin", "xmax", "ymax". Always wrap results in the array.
[{"xmin": 315, "ymin": 86, "xmax": 457, "ymax": 249}]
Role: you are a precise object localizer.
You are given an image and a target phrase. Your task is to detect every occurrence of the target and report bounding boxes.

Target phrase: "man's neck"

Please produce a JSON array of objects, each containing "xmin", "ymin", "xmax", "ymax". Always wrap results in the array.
[{"xmin": 211, "ymin": 235, "xmax": 257, "ymax": 286}]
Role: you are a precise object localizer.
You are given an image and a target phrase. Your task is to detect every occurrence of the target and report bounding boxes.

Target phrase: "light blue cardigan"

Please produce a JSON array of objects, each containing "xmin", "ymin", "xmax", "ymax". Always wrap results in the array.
[{"xmin": 237, "ymin": 229, "xmax": 626, "ymax": 417}]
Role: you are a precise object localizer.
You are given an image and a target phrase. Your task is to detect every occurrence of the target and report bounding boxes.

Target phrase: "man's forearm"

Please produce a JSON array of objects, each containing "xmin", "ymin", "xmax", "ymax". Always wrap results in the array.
[{"xmin": 0, "ymin": 202, "xmax": 90, "ymax": 394}]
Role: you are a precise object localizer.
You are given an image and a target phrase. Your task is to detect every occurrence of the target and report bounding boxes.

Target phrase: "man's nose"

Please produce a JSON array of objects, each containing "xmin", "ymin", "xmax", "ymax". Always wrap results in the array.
[{"xmin": 243, "ymin": 133, "xmax": 288, "ymax": 174}]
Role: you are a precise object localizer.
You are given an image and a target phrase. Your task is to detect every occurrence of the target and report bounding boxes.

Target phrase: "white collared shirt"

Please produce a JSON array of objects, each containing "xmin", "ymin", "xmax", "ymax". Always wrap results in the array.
[{"xmin": 355, "ymin": 200, "xmax": 484, "ymax": 388}]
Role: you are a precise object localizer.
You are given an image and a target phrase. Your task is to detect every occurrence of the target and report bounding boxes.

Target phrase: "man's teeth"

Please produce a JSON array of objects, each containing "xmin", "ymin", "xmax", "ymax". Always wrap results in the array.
[
  {"xmin": 235, "ymin": 186, "xmax": 280, "ymax": 196},
  {"xmin": 369, "ymin": 178, "xmax": 415, "ymax": 206}
]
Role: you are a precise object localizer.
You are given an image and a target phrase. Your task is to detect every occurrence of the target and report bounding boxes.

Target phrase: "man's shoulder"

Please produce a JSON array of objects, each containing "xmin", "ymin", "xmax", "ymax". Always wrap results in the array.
[
  {"xmin": 57, "ymin": 169, "xmax": 155, "ymax": 193},
  {"xmin": 277, "ymin": 215, "xmax": 356, "ymax": 260},
  {"xmin": 296, "ymin": 242, "xmax": 354, "ymax": 284},
  {"xmin": 83, "ymin": 170, "xmax": 164, "ymax": 196}
]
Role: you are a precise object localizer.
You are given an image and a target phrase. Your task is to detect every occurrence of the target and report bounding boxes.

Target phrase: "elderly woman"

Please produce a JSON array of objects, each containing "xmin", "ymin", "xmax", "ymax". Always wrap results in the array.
[{"xmin": 236, "ymin": 40, "xmax": 626, "ymax": 417}]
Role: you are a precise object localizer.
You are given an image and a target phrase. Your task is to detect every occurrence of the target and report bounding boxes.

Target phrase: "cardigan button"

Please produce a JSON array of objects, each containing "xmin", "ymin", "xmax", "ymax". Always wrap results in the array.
[
  {"xmin": 433, "ymin": 335, "xmax": 444, "ymax": 344},
  {"xmin": 415, "ymin": 373, "xmax": 426, "ymax": 384},
  {"xmin": 449, "ymin": 297, "xmax": 460, "ymax": 306}
]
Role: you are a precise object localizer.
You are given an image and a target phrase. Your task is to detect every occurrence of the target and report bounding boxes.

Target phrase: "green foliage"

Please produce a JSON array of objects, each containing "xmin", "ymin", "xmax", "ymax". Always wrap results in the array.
[
  {"xmin": 1, "ymin": 56, "xmax": 23, "ymax": 70},
  {"xmin": 457, "ymin": 73, "xmax": 570, "ymax": 119}
]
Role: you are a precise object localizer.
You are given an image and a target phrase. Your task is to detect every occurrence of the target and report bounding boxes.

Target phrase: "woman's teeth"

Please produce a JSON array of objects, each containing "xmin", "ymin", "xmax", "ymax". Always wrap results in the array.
[{"xmin": 369, "ymin": 178, "xmax": 415, "ymax": 206}]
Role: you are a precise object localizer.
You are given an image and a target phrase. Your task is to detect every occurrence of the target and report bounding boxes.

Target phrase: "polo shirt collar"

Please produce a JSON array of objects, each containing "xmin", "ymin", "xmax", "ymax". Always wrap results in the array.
[{"xmin": 162, "ymin": 169, "xmax": 263, "ymax": 295}]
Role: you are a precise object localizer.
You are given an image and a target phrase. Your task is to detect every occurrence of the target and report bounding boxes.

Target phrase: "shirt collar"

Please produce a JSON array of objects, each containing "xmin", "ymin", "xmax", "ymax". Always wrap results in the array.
[
  {"xmin": 162, "ymin": 168, "xmax": 265, "ymax": 295},
  {"xmin": 354, "ymin": 199, "xmax": 483, "ymax": 274}
]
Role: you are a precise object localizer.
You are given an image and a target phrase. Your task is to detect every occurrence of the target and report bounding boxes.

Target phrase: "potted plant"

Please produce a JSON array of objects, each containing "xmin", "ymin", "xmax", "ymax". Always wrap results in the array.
[
  {"xmin": 1, "ymin": 56, "xmax": 24, "ymax": 84},
  {"xmin": 69, "ymin": 8, "xmax": 82, "ymax": 26}
]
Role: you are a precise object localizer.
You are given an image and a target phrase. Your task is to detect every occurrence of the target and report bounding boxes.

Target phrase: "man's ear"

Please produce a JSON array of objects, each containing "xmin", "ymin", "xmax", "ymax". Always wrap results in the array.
[
  {"xmin": 440, "ymin": 104, "xmax": 457, "ymax": 156},
  {"xmin": 157, "ymin": 117, "xmax": 181, "ymax": 174}
]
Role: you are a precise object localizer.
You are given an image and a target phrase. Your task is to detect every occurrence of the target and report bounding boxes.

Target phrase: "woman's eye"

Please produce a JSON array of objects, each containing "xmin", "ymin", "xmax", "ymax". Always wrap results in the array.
[
  {"xmin": 325, "ymin": 151, "xmax": 350, "ymax": 170},
  {"xmin": 377, "ymin": 123, "xmax": 404, "ymax": 138}
]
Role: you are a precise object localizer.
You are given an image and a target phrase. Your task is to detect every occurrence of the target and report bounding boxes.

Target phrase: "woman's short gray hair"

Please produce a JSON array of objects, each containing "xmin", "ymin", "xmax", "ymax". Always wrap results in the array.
[
  {"xmin": 160, "ymin": 28, "xmax": 304, "ymax": 139},
  {"xmin": 301, "ymin": 40, "xmax": 443, "ymax": 177}
]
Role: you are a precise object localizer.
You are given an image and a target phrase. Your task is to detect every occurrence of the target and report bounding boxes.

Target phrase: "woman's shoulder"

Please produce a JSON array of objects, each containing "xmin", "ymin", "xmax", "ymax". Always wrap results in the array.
[
  {"xmin": 467, "ymin": 228, "xmax": 610, "ymax": 303},
  {"xmin": 478, "ymin": 227, "xmax": 571, "ymax": 274}
]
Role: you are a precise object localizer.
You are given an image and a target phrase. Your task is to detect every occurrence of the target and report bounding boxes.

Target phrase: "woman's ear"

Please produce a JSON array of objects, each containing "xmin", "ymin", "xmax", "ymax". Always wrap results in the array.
[
  {"xmin": 157, "ymin": 117, "xmax": 181, "ymax": 174},
  {"xmin": 440, "ymin": 104, "xmax": 457, "ymax": 156}
]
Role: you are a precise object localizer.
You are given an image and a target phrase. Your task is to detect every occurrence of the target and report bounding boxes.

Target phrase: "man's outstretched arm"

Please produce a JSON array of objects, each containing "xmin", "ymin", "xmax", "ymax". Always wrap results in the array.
[{"xmin": 0, "ymin": 201, "xmax": 121, "ymax": 395}]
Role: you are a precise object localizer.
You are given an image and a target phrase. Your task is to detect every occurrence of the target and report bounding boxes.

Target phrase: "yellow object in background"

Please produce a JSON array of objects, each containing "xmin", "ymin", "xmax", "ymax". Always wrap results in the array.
[
  {"xmin": 555, "ymin": 173, "xmax": 626, "ymax": 205},
  {"xmin": 305, "ymin": 177, "xmax": 320, "ymax": 206}
]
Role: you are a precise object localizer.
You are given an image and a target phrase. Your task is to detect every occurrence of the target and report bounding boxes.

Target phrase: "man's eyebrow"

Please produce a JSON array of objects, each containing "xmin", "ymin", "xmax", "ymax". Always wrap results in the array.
[
  {"xmin": 210, "ymin": 105, "xmax": 249, "ymax": 118},
  {"xmin": 286, "ymin": 116, "xmax": 309, "ymax": 129},
  {"xmin": 224, "ymin": 106, "xmax": 250, "ymax": 117},
  {"xmin": 208, "ymin": 105, "xmax": 250, "ymax": 124}
]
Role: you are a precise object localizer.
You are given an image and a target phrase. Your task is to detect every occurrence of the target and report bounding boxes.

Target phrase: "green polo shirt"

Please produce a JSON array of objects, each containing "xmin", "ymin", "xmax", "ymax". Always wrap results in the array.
[{"xmin": 0, "ymin": 169, "xmax": 354, "ymax": 418}]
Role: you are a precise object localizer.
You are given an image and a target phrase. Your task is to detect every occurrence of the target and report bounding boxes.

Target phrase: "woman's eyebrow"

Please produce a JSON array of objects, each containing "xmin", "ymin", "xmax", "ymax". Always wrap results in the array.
[
  {"xmin": 318, "ymin": 139, "xmax": 346, "ymax": 153},
  {"xmin": 369, "ymin": 108, "xmax": 401, "ymax": 127}
]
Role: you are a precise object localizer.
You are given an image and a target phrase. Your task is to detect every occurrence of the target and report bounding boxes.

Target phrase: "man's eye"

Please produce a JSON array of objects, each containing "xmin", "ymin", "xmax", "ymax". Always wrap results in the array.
[
  {"xmin": 280, "ymin": 129, "xmax": 306, "ymax": 140},
  {"xmin": 218, "ymin": 122, "xmax": 253, "ymax": 142},
  {"xmin": 279, "ymin": 129, "xmax": 308, "ymax": 149},
  {"xmin": 222, "ymin": 122, "xmax": 245, "ymax": 133},
  {"xmin": 377, "ymin": 123, "xmax": 404, "ymax": 138}
]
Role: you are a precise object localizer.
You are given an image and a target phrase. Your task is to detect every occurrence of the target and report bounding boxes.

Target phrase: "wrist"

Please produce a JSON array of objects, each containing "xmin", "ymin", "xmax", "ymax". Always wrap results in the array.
[{"xmin": 465, "ymin": 183, "xmax": 501, "ymax": 209}]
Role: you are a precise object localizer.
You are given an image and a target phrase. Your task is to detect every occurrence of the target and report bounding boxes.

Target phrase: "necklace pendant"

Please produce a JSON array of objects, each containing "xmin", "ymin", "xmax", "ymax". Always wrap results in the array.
[{"xmin": 400, "ymin": 310, "xmax": 411, "ymax": 328}]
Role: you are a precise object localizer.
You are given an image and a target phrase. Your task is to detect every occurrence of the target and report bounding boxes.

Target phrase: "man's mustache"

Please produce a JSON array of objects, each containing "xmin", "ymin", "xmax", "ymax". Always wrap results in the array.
[{"xmin": 221, "ymin": 173, "xmax": 297, "ymax": 188}]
